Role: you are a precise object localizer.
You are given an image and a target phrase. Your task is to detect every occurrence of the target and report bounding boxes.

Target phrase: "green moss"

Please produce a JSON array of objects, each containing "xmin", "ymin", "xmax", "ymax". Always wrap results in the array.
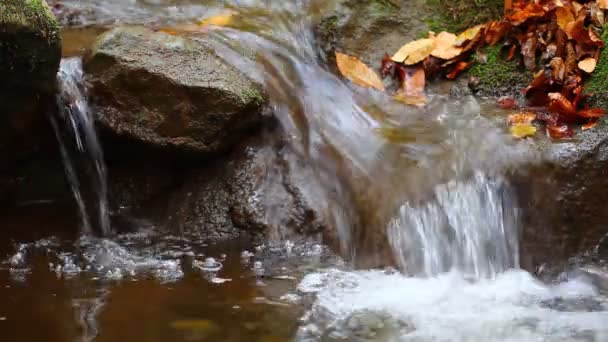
[
  {"xmin": 240, "ymin": 88, "xmax": 265, "ymax": 106},
  {"xmin": 0, "ymin": 0, "xmax": 61, "ymax": 88},
  {"xmin": 585, "ymin": 28, "xmax": 608, "ymax": 109},
  {"xmin": 468, "ymin": 45, "xmax": 531, "ymax": 95},
  {"xmin": 423, "ymin": 0, "xmax": 503, "ymax": 34}
]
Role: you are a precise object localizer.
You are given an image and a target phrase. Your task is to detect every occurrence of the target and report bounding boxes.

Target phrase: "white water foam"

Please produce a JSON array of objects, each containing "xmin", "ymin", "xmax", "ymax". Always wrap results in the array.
[{"xmin": 297, "ymin": 268, "xmax": 608, "ymax": 341}]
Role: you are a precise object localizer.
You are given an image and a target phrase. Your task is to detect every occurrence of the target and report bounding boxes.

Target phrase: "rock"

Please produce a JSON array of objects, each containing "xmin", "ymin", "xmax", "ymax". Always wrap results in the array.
[
  {"xmin": 160, "ymin": 135, "xmax": 330, "ymax": 243},
  {"xmin": 315, "ymin": 0, "xmax": 430, "ymax": 69},
  {"xmin": 0, "ymin": 0, "xmax": 63, "ymax": 205},
  {"xmin": 514, "ymin": 119, "xmax": 608, "ymax": 270},
  {"xmin": 84, "ymin": 27, "xmax": 266, "ymax": 155}
]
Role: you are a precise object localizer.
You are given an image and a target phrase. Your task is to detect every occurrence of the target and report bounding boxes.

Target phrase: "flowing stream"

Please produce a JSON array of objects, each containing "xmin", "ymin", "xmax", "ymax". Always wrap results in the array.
[{"xmin": 1, "ymin": 0, "xmax": 607, "ymax": 341}]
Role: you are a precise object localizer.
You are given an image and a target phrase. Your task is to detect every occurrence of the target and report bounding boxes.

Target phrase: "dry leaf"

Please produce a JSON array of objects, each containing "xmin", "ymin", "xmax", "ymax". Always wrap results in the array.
[
  {"xmin": 577, "ymin": 108, "xmax": 605, "ymax": 118},
  {"xmin": 431, "ymin": 32, "xmax": 463, "ymax": 60},
  {"xmin": 547, "ymin": 123, "xmax": 574, "ymax": 138},
  {"xmin": 199, "ymin": 13, "xmax": 235, "ymax": 27},
  {"xmin": 446, "ymin": 61, "xmax": 472, "ymax": 79},
  {"xmin": 508, "ymin": 3, "xmax": 546, "ymax": 25},
  {"xmin": 582, "ymin": 120, "xmax": 599, "ymax": 130},
  {"xmin": 599, "ymin": 0, "xmax": 608, "ymax": 10},
  {"xmin": 507, "ymin": 112, "xmax": 536, "ymax": 125},
  {"xmin": 335, "ymin": 52, "xmax": 385, "ymax": 91},
  {"xmin": 401, "ymin": 67, "xmax": 426, "ymax": 96},
  {"xmin": 391, "ymin": 38, "xmax": 436, "ymax": 65},
  {"xmin": 578, "ymin": 57, "xmax": 597, "ymax": 73},
  {"xmin": 455, "ymin": 25, "xmax": 485, "ymax": 46},
  {"xmin": 548, "ymin": 92, "xmax": 577, "ymax": 117},
  {"xmin": 555, "ymin": 6, "xmax": 574, "ymax": 29},
  {"xmin": 498, "ymin": 96, "xmax": 518, "ymax": 109},
  {"xmin": 510, "ymin": 123, "xmax": 537, "ymax": 138},
  {"xmin": 572, "ymin": 1, "xmax": 583, "ymax": 14},
  {"xmin": 394, "ymin": 93, "xmax": 427, "ymax": 106}
]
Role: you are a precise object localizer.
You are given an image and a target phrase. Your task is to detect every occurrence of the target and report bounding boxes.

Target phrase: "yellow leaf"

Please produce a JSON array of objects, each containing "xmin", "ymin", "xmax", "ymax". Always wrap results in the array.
[
  {"xmin": 578, "ymin": 57, "xmax": 597, "ymax": 73},
  {"xmin": 455, "ymin": 25, "xmax": 485, "ymax": 46},
  {"xmin": 555, "ymin": 7, "xmax": 574, "ymax": 30},
  {"xmin": 510, "ymin": 123, "xmax": 537, "ymax": 138},
  {"xmin": 391, "ymin": 38, "xmax": 435, "ymax": 65},
  {"xmin": 394, "ymin": 93, "xmax": 427, "ymax": 106},
  {"xmin": 431, "ymin": 31, "xmax": 463, "ymax": 60},
  {"xmin": 335, "ymin": 52, "xmax": 385, "ymax": 91},
  {"xmin": 199, "ymin": 12, "xmax": 235, "ymax": 28}
]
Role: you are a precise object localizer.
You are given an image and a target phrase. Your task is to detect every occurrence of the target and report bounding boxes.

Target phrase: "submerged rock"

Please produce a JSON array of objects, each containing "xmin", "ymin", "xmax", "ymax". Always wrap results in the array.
[
  {"xmin": 84, "ymin": 27, "xmax": 266, "ymax": 155},
  {"xmin": 161, "ymin": 135, "xmax": 329, "ymax": 242},
  {"xmin": 515, "ymin": 120, "xmax": 608, "ymax": 269}
]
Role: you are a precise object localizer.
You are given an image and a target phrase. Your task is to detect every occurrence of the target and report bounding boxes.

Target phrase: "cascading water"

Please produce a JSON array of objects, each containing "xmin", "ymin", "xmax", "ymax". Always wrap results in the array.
[{"xmin": 53, "ymin": 58, "xmax": 111, "ymax": 236}]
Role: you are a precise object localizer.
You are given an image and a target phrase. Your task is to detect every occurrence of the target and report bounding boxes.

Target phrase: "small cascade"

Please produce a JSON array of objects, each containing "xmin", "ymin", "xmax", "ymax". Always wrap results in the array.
[
  {"xmin": 388, "ymin": 172, "xmax": 520, "ymax": 278},
  {"xmin": 53, "ymin": 58, "xmax": 111, "ymax": 236}
]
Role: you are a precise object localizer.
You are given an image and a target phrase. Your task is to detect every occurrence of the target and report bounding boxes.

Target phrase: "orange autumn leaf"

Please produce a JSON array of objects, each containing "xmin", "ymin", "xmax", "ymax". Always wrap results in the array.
[
  {"xmin": 391, "ymin": 38, "xmax": 436, "ymax": 65},
  {"xmin": 577, "ymin": 108, "xmax": 605, "ymax": 118},
  {"xmin": 548, "ymin": 92, "xmax": 577, "ymax": 117},
  {"xmin": 507, "ymin": 112, "xmax": 536, "ymax": 125},
  {"xmin": 547, "ymin": 123, "xmax": 574, "ymax": 138},
  {"xmin": 599, "ymin": 0, "xmax": 608, "ymax": 10},
  {"xmin": 335, "ymin": 52, "xmax": 385, "ymax": 91},
  {"xmin": 508, "ymin": 3, "xmax": 546, "ymax": 25},
  {"xmin": 431, "ymin": 32, "xmax": 463, "ymax": 60},
  {"xmin": 578, "ymin": 57, "xmax": 597, "ymax": 73},
  {"xmin": 395, "ymin": 67, "xmax": 426, "ymax": 106},
  {"xmin": 582, "ymin": 120, "xmax": 599, "ymax": 130},
  {"xmin": 555, "ymin": 6, "xmax": 574, "ymax": 29},
  {"xmin": 446, "ymin": 61, "xmax": 471, "ymax": 79}
]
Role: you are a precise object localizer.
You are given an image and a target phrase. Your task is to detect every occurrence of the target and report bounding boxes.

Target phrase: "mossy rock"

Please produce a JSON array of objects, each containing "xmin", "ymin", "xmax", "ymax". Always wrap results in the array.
[
  {"xmin": 0, "ymin": 0, "xmax": 61, "ymax": 89},
  {"xmin": 84, "ymin": 27, "xmax": 266, "ymax": 155},
  {"xmin": 468, "ymin": 45, "xmax": 531, "ymax": 97}
]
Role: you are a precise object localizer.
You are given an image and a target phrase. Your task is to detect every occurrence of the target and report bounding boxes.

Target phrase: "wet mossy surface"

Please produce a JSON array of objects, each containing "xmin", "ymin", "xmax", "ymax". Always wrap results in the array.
[
  {"xmin": 0, "ymin": 0, "xmax": 61, "ymax": 89},
  {"xmin": 468, "ymin": 45, "xmax": 531, "ymax": 97},
  {"xmin": 424, "ymin": 0, "xmax": 503, "ymax": 34},
  {"xmin": 585, "ymin": 28, "xmax": 608, "ymax": 109}
]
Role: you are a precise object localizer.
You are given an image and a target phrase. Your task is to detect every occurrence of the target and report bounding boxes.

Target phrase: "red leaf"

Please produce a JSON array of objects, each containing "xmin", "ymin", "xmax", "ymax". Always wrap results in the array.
[
  {"xmin": 547, "ymin": 123, "xmax": 574, "ymax": 138},
  {"xmin": 497, "ymin": 96, "xmax": 518, "ymax": 109},
  {"xmin": 381, "ymin": 53, "xmax": 396, "ymax": 78},
  {"xmin": 577, "ymin": 108, "xmax": 605, "ymax": 118}
]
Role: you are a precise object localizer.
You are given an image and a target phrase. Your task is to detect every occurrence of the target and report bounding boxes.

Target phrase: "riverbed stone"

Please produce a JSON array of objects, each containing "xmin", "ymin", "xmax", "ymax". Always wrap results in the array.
[
  {"xmin": 160, "ymin": 135, "xmax": 330, "ymax": 243},
  {"xmin": 514, "ymin": 119, "xmax": 608, "ymax": 270},
  {"xmin": 84, "ymin": 26, "xmax": 266, "ymax": 155}
]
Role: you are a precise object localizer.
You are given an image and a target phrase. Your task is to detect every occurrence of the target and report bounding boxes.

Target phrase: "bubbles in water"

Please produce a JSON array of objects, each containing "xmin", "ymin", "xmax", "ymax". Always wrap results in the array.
[{"xmin": 297, "ymin": 268, "xmax": 608, "ymax": 341}]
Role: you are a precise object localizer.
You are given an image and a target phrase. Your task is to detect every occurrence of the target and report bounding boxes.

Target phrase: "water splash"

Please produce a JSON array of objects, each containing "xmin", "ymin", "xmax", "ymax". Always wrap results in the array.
[
  {"xmin": 54, "ymin": 58, "xmax": 111, "ymax": 236},
  {"xmin": 388, "ymin": 172, "xmax": 520, "ymax": 278}
]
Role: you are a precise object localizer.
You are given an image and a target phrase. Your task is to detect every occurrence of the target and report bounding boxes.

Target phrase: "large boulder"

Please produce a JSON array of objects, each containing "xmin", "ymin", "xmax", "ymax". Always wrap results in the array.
[
  {"xmin": 0, "ymin": 0, "xmax": 63, "ymax": 205},
  {"xmin": 84, "ymin": 27, "xmax": 266, "ymax": 155}
]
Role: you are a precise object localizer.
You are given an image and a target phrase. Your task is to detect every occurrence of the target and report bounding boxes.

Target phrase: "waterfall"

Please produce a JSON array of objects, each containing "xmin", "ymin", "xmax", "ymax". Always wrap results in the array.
[{"xmin": 53, "ymin": 58, "xmax": 111, "ymax": 236}]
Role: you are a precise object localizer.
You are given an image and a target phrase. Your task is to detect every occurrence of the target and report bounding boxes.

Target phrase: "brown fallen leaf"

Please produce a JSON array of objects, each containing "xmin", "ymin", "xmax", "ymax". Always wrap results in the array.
[
  {"xmin": 550, "ymin": 57, "xmax": 566, "ymax": 81},
  {"xmin": 548, "ymin": 92, "xmax": 577, "ymax": 117},
  {"xmin": 391, "ymin": 38, "xmax": 436, "ymax": 65},
  {"xmin": 431, "ymin": 32, "xmax": 463, "ymax": 60},
  {"xmin": 555, "ymin": 6, "xmax": 574, "ymax": 30},
  {"xmin": 521, "ymin": 33, "xmax": 538, "ymax": 71},
  {"xmin": 395, "ymin": 67, "xmax": 426, "ymax": 106},
  {"xmin": 510, "ymin": 123, "xmax": 537, "ymax": 138},
  {"xmin": 335, "ymin": 52, "xmax": 385, "ymax": 91},
  {"xmin": 578, "ymin": 57, "xmax": 597, "ymax": 73},
  {"xmin": 507, "ymin": 112, "xmax": 536, "ymax": 125},
  {"xmin": 599, "ymin": 0, "xmax": 608, "ymax": 10}
]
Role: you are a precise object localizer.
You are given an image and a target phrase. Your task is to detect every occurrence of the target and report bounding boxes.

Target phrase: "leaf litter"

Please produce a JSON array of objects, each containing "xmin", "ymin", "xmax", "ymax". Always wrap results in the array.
[{"xmin": 334, "ymin": 0, "xmax": 608, "ymax": 139}]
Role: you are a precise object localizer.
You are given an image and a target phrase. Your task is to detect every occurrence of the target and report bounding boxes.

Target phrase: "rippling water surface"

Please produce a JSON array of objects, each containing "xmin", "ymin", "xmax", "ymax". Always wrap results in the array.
[{"xmin": 2, "ymin": 0, "xmax": 608, "ymax": 341}]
